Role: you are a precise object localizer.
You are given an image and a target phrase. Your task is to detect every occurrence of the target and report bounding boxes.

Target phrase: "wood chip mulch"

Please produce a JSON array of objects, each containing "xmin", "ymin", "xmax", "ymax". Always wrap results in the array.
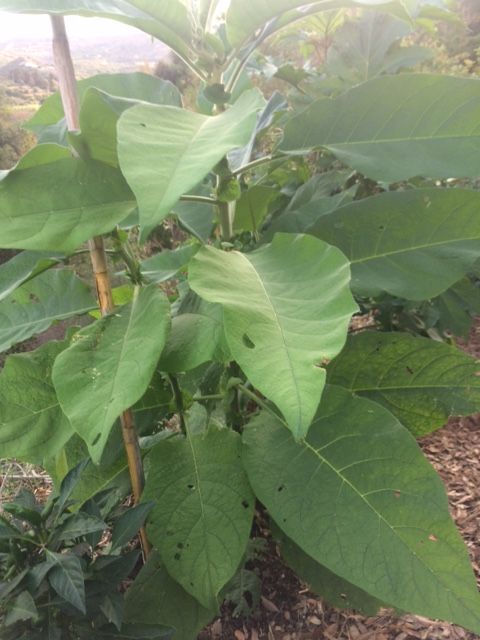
[{"xmin": 201, "ymin": 322, "xmax": 480, "ymax": 640}]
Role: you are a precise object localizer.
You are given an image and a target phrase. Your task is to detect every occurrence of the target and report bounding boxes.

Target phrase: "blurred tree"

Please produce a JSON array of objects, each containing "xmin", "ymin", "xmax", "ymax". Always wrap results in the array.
[{"xmin": 0, "ymin": 86, "xmax": 34, "ymax": 169}]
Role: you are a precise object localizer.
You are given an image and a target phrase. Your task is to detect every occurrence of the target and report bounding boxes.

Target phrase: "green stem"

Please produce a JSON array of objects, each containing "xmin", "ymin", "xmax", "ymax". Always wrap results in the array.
[
  {"xmin": 180, "ymin": 194, "xmax": 220, "ymax": 205},
  {"xmin": 232, "ymin": 155, "xmax": 277, "ymax": 176},
  {"xmin": 193, "ymin": 393, "xmax": 225, "ymax": 401},
  {"xmin": 217, "ymin": 200, "xmax": 234, "ymax": 240}
]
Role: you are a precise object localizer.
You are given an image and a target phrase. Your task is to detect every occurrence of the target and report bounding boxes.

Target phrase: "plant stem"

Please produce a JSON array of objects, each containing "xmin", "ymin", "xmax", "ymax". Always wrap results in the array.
[
  {"xmin": 218, "ymin": 200, "xmax": 234, "ymax": 240},
  {"xmin": 180, "ymin": 194, "xmax": 220, "ymax": 205},
  {"xmin": 236, "ymin": 383, "xmax": 286, "ymax": 425},
  {"xmin": 50, "ymin": 15, "xmax": 150, "ymax": 559},
  {"xmin": 232, "ymin": 155, "xmax": 277, "ymax": 176}
]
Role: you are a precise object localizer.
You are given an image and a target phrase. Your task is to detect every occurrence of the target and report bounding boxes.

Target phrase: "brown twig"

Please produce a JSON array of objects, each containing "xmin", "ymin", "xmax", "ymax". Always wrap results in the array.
[{"xmin": 50, "ymin": 15, "xmax": 151, "ymax": 558}]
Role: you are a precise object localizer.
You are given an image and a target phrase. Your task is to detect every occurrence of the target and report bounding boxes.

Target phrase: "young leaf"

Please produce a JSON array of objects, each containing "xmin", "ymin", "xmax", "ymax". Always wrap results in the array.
[
  {"xmin": 53, "ymin": 285, "xmax": 171, "ymax": 463},
  {"xmin": 0, "ymin": 269, "xmax": 95, "ymax": 353},
  {"xmin": 47, "ymin": 550, "xmax": 86, "ymax": 614},
  {"xmin": 327, "ymin": 332, "xmax": 480, "ymax": 436},
  {"xmin": 311, "ymin": 188, "xmax": 480, "ymax": 300},
  {"xmin": 0, "ymin": 157, "xmax": 135, "ymax": 252},
  {"xmin": 281, "ymin": 74, "xmax": 480, "ymax": 182},
  {"xmin": 110, "ymin": 503, "xmax": 154, "ymax": 552},
  {"xmin": 189, "ymin": 233, "xmax": 357, "ymax": 439},
  {"xmin": 143, "ymin": 425, "xmax": 254, "ymax": 609},
  {"xmin": 243, "ymin": 385, "xmax": 480, "ymax": 633},
  {"xmin": 125, "ymin": 551, "xmax": 216, "ymax": 640},
  {"xmin": 117, "ymin": 90, "xmax": 265, "ymax": 240},
  {"xmin": 55, "ymin": 512, "xmax": 107, "ymax": 542},
  {"xmin": 0, "ymin": 338, "xmax": 73, "ymax": 462}
]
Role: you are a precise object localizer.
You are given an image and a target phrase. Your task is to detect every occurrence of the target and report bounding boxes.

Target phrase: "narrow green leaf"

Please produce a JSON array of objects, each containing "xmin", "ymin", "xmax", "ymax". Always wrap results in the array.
[
  {"xmin": 281, "ymin": 74, "xmax": 480, "ymax": 182},
  {"xmin": 243, "ymin": 385, "xmax": 480, "ymax": 633},
  {"xmin": 56, "ymin": 512, "xmax": 107, "ymax": 542},
  {"xmin": 53, "ymin": 285, "xmax": 170, "ymax": 463},
  {"xmin": 0, "ymin": 269, "xmax": 95, "ymax": 353},
  {"xmin": 0, "ymin": 338, "xmax": 73, "ymax": 463},
  {"xmin": 0, "ymin": 157, "xmax": 135, "ymax": 252},
  {"xmin": 4, "ymin": 590, "xmax": 38, "ymax": 626},
  {"xmin": 311, "ymin": 188, "xmax": 480, "ymax": 300},
  {"xmin": 47, "ymin": 550, "xmax": 86, "ymax": 614},
  {"xmin": 143, "ymin": 425, "xmax": 254, "ymax": 609},
  {"xmin": 0, "ymin": 251, "xmax": 60, "ymax": 302},
  {"xmin": 328, "ymin": 331, "xmax": 480, "ymax": 436},
  {"xmin": 125, "ymin": 551, "xmax": 216, "ymax": 640},
  {"xmin": 189, "ymin": 233, "xmax": 357, "ymax": 439},
  {"xmin": 117, "ymin": 90, "xmax": 264, "ymax": 240},
  {"xmin": 110, "ymin": 503, "xmax": 154, "ymax": 552}
]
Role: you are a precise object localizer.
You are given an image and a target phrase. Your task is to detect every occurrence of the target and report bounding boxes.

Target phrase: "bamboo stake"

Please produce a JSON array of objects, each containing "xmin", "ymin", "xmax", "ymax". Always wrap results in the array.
[{"xmin": 50, "ymin": 15, "xmax": 151, "ymax": 558}]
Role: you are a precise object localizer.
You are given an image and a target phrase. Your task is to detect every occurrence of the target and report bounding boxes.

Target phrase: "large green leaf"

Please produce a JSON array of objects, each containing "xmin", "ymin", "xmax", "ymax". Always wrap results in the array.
[
  {"xmin": 273, "ymin": 525, "xmax": 384, "ymax": 615},
  {"xmin": 117, "ymin": 90, "xmax": 264, "ymax": 240},
  {"xmin": 125, "ymin": 551, "xmax": 215, "ymax": 640},
  {"xmin": 327, "ymin": 331, "xmax": 480, "ymax": 436},
  {"xmin": 0, "ymin": 3, "xmax": 195, "ymax": 68},
  {"xmin": 143, "ymin": 425, "xmax": 254, "ymax": 609},
  {"xmin": 226, "ymin": 0, "xmax": 411, "ymax": 48},
  {"xmin": 243, "ymin": 385, "xmax": 480, "ymax": 633},
  {"xmin": 0, "ymin": 269, "xmax": 95, "ymax": 353},
  {"xmin": 325, "ymin": 12, "xmax": 431, "ymax": 86},
  {"xmin": 28, "ymin": 72, "xmax": 181, "ymax": 141},
  {"xmin": 311, "ymin": 188, "xmax": 480, "ymax": 300},
  {"xmin": 78, "ymin": 81, "xmax": 181, "ymax": 167},
  {"xmin": 0, "ymin": 157, "xmax": 135, "ymax": 252},
  {"xmin": 0, "ymin": 251, "xmax": 60, "ymax": 302},
  {"xmin": 189, "ymin": 233, "xmax": 357, "ymax": 439},
  {"xmin": 280, "ymin": 74, "xmax": 480, "ymax": 182},
  {"xmin": 52, "ymin": 285, "xmax": 170, "ymax": 463}
]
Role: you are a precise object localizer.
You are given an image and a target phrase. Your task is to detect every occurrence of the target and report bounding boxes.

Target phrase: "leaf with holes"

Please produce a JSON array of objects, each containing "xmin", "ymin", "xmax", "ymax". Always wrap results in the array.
[
  {"xmin": 327, "ymin": 331, "xmax": 480, "ymax": 436},
  {"xmin": 52, "ymin": 285, "xmax": 170, "ymax": 463},
  {"xmin": 189, "ymin": 233, "xmax": 357, "ymax": 439},
  {"xmin": 281, "ymin": 74, "xmax": 480, "ymax": 182},
  {"xmin": 143, "ymin": 425, "xmax": 254, "ymax": 609},
  {"xmin": 243, "ymin": 385, "xmax": 480, "ymax": 633}
]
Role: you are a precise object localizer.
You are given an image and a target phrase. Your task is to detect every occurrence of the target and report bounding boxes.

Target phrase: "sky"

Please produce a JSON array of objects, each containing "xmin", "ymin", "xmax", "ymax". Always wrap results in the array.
[{"xmin": 0, "ymin": 12, "xmax": 140, "ymax": 42}]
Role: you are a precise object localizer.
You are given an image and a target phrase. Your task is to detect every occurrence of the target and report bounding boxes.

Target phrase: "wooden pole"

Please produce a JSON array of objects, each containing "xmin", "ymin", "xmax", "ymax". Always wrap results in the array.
[{"xmin": 50, "ymin": 15, "xmax": 151, "ymax": 558}]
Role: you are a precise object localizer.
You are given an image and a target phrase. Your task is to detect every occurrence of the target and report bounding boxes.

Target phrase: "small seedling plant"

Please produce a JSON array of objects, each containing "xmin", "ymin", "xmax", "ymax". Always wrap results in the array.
[{"xmin": 1, "ymin": 1, "xmax": 480, "ymax": 638}]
